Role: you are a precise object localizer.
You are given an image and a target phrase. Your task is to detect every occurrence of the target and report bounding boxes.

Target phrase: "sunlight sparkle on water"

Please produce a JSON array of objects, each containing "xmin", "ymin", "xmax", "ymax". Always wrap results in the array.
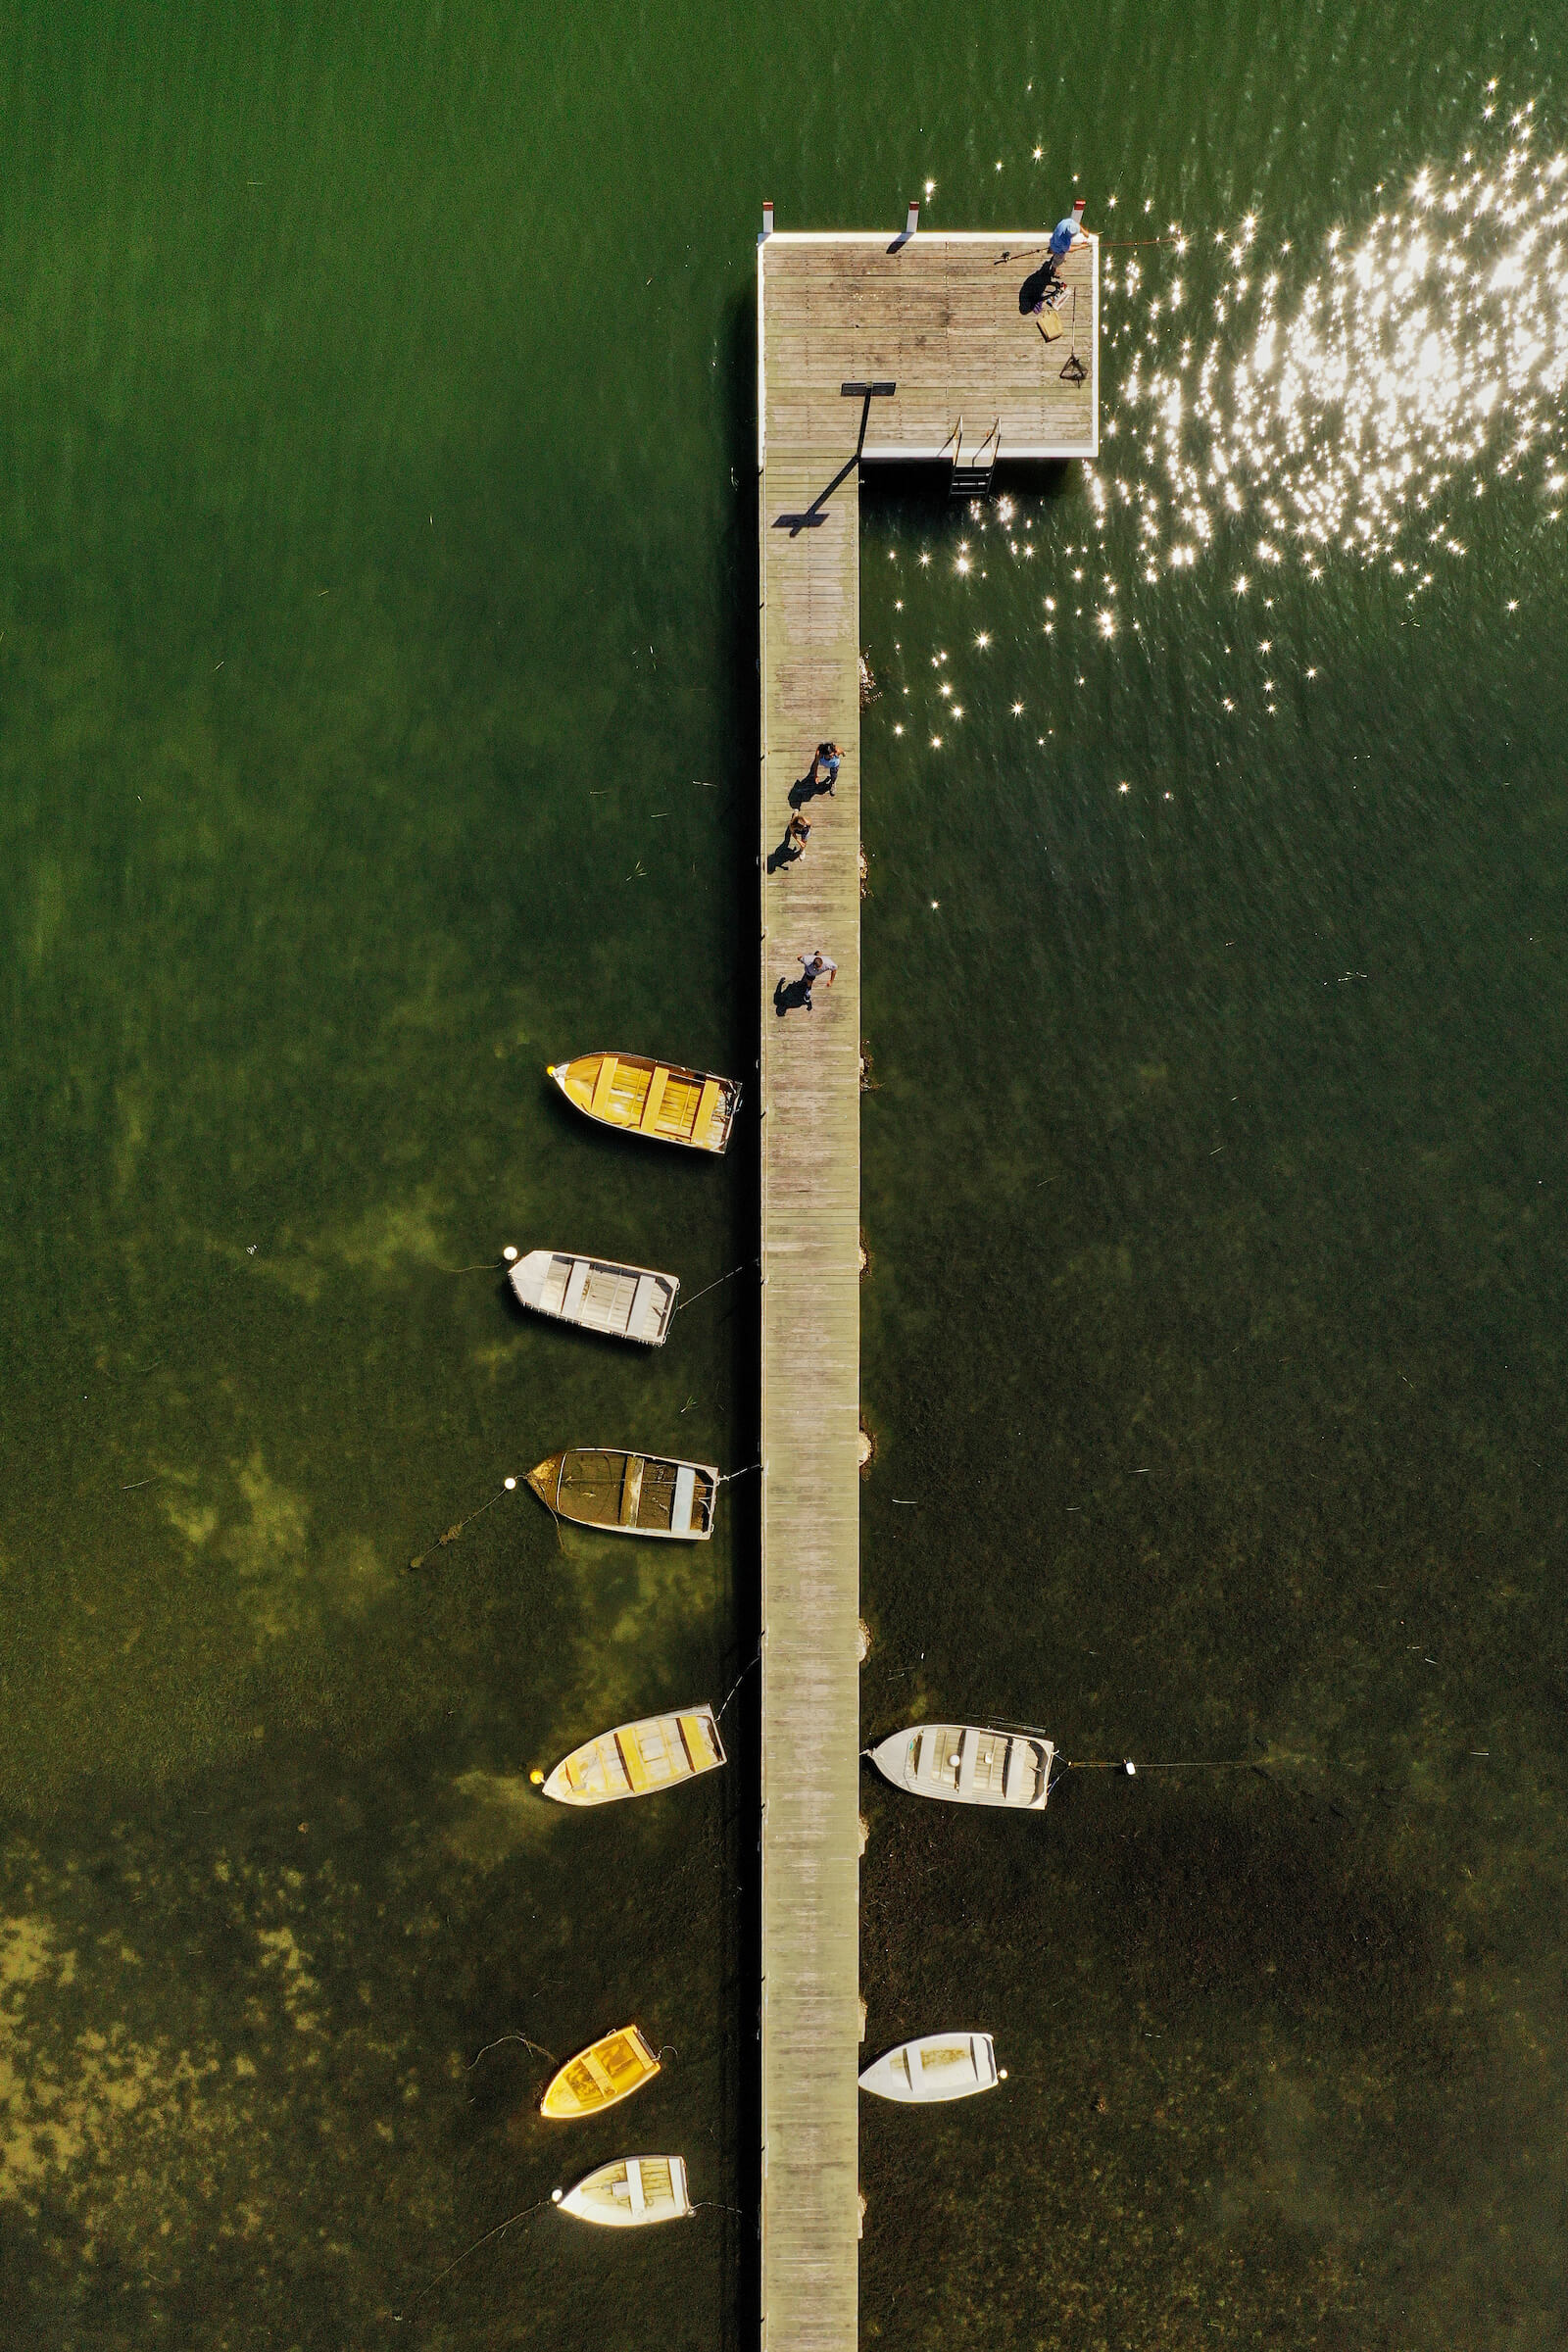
[{"xmin": 1110, "ymin": 107, "xmax": 1568, "ymax": 579}]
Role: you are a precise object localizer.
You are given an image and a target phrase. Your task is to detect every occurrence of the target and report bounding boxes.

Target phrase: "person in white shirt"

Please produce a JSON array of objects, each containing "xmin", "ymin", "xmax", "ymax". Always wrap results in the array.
[{"xmin": 799, "ymin": 950, "xmax": 837, "ymax": 1008}]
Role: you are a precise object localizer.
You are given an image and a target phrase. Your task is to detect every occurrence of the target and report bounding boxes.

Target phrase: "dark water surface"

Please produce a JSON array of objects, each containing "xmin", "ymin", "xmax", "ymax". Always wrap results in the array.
[{"xmin": 1, "ymin": 4, "xmax": 1564, "ymax": 2347}]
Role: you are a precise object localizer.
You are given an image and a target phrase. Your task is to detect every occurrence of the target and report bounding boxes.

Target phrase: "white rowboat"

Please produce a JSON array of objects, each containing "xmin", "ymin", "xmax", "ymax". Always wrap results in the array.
[
  {"xmin": 868, "ymin": 1722, "xmax": 1054, "ymax": 1810},
  {"xmin": 553, "ymin": 2154, "xmax": 694, "ymax": 2228},
  {"xmin": 859, "ymin": 2034, "xmax": 1002, "ymax": 2104},
  {"xmin": 507, "ymin": 1248, "xmax": 678, "ymax": 1347}
]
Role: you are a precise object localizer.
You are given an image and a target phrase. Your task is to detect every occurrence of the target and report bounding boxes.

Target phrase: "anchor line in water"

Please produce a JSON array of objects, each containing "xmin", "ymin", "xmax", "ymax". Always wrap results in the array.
[
  {"xmin": 394, "ymin": 2196, "xmax": 554, "ymax": 2319},
  {"xmin": 408, "ymin": 1478, "xmax": 519, "ymax": 1570},
  {"xmin": 466, "ymin": 2032, "xmax": 557, "ymax": 2072},
  {"xmin": 1066, "ymin": 1756, "xmax": 1264, "ymax": 1773}
]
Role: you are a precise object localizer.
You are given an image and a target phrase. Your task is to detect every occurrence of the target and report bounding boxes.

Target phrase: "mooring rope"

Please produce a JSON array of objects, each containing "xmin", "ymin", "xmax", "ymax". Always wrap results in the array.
[
  {"xmin": 715, "ymin": 1647, "xmax": 761, "ymax": 1722},
  {"xmin": 674, "ymin": 1258, "xmax": 759, "ymax": 1314}
]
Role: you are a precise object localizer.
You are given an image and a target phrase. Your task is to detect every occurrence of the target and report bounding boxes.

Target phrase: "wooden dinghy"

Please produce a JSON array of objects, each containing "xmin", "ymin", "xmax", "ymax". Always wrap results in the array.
[
  {"xmin": 526, "ymin": 1449, "xmax": 718, "ymax": 1542},
  {"xmin": 859, "ymin": 2033, "xmax": 1003, "ymax": 2104},
  {"xmin": 540, "ymin": 1706, "xmax": 726, "ymax": 1806},
  {"xmin": 549, "ymin": 1053, "xmax": 739, "ymax": 1155},
  {"xmin": 541, "ymin": 2025, "xmax": 661, "ymax": 2121},
  {"xmin": 553, "ymin": 2154, "xmax": 694, "ymax": 2228},
  {"xmin": 869, "ymin": 1722, "xmax": 1054, "ymax": 1810},
  {"xmin": 508, "ymin": 1249, "xmax": 679, "ymax": 1347}
]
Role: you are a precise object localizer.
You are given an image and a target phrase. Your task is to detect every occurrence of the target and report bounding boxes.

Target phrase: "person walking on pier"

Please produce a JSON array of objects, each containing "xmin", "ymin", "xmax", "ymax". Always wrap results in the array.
[
  {"xmin": 766, "ymin": 808, "xmax": 812, "ymax": 874},
  {"xmin": 809, "ymin": 741, "xmax": 842, "ymax": 796},
  {"xmin": 799, "ymin": 948, "xmax": 837, "ymax": 1008}
]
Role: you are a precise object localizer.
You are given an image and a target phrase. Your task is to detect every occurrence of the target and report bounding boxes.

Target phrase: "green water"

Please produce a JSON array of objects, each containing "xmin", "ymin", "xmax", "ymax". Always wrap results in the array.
[{"xmin": 1, "ymin": 4, "xmax": 1564, "ymax": 2346}]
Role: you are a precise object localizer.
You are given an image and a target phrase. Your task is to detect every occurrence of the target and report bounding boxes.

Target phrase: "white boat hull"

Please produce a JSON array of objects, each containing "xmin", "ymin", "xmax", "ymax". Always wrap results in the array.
[
  {"xmin": 859, "ymin": 2033, "xmax": 1001, "ymax": 2103},
  {"xmin": 869, "ymin": 1722, "xmax": 1054, "ymax": 1809},
  {"xmin": 555, "ymin": 2154, "xmax": 694, "ymax": 2227},
  {"xmin": 509, "ymin": 1249, "xmax": 678, "ymax": 1347}
]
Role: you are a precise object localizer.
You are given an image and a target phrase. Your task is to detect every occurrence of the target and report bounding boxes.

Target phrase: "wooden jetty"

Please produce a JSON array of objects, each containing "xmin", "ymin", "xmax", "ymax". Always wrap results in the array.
[{"xmin": 756, "ymin": 216, "xmax": 1097, "ymax": 2348}]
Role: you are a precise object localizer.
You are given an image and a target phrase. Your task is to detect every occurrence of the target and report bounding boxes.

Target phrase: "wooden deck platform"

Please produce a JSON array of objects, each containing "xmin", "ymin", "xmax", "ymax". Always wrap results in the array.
[{"xmin": 756, "ymin": 225, "xmax": 1097, "ymax": 2351}]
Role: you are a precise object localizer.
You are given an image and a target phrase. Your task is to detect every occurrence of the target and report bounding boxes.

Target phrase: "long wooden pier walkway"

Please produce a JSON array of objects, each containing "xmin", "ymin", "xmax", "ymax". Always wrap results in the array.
[{"xmin": 756, "ymin": 220, "xmax": 1097, "ymax": 2349}]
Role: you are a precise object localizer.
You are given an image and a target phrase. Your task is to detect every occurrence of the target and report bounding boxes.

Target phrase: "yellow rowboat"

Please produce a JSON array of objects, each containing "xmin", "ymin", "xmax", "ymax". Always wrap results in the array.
[
  {"xmin": 526, "ymin": 1449, "xmax": 718, "ymax": 1542},
  {"xmin": 549, "ymin": 1053, "xmax": 739, "ymax": 1154},
  {"xmin": 540, "ymin": 1706, "xmax": 726, "ymax": 1806},
  {"xmin": 553, "ymin": 2155, "xmax": 694, "ymax": 2229},
  {"xmin": 540, "ymin": 2025, "xmax": 661, "ymax": 2121}
]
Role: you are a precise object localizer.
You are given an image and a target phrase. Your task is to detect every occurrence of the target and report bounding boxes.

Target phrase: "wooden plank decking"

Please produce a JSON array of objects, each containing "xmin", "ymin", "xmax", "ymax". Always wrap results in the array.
[{"xmin": 756, "ymin": 227, "xmax": 1097, "ymax": 2351}]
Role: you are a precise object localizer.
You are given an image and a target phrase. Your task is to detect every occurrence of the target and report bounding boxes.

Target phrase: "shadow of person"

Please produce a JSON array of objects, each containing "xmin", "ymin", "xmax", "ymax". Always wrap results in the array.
[
  {"xmin": 787, "ymin": 772, "xmax": 820, "ymax": 810},
  {"xmin": 766, "ymin": 828, "xmax": 804, "ymax": 876},
  {"xmin": 773, "ymin": 975, "xmax": 813, "ymax": 1017}
]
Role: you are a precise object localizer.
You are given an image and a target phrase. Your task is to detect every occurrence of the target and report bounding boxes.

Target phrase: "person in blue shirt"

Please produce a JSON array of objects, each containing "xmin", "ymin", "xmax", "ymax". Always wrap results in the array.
[
  {"xmin": 809, "ymin": 741, "xmax": 842, "ymax": 796},
  {"xmin": 1019, "ymin": 212, "xmax": 1083, "ymax": 318}
]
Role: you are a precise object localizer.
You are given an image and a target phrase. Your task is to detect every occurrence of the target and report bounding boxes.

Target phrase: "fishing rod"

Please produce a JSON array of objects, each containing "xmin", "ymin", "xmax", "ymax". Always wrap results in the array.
[{"xmin": 993, "ymin": 234, "xmax": 1179, "ymax": 266}]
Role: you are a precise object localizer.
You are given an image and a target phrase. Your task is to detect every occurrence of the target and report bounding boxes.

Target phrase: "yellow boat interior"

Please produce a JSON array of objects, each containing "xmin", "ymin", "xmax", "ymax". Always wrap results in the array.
[
  {"xmin": 550, "ymin": 1052, "xmax": 736, "ymax": 1153},
  {"xmin": 544, "ymin": 1707, "xmax": 727, "ymax": 1804},
  {"xmin": 541, "ymin": 2024, "xmax": 661, "ymax": 2121},
  {"xmin": 526, "ymin": 1449, "xmax": 717, "ymax": 1540}
]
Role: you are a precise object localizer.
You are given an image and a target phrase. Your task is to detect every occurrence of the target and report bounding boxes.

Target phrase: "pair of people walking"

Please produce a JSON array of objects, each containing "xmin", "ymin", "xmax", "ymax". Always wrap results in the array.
[
  {"xmin": 769, "ymin": 737, "xmax": 842, "ymax": 1016},
  {"xmin": 770, "ymin": 740, "xmax": 841, "ymax": 872}
]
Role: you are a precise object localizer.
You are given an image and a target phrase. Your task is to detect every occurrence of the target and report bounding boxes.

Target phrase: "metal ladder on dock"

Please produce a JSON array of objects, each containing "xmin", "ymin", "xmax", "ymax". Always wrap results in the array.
[{"xmin": 946, "ymin": 416, "xmax": 1001, "ymax": 500}]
